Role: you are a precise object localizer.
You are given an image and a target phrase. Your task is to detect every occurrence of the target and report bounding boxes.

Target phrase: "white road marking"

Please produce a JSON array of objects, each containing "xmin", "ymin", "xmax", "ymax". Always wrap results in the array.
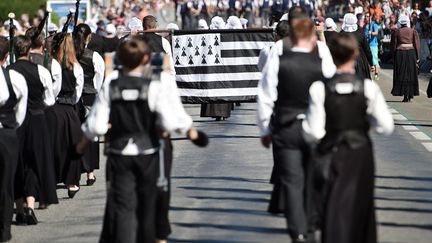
[
  {"xmin": 422, "ymin": 143, "xmax": 432, "ymax": 152},
  {"xmin": 393, "ymin": 114, "xmax": 408, "ymax": 121},
  {"xmin": 402, "ymin": 125, "xmax": 419, "ymax": 131},
  {"xmin": 389, "ymin": 108, "xmax": 398, "ymax": 114},
  {"xmin": 409, "ymin": 131, "xmax": 432, "ymax": 140}
]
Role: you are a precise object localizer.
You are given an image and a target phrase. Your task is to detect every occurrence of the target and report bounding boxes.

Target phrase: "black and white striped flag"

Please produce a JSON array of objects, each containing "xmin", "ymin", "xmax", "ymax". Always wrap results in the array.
[{"xmin": 172, "ymin": 29, "xmax": 274, "ymax": 104}]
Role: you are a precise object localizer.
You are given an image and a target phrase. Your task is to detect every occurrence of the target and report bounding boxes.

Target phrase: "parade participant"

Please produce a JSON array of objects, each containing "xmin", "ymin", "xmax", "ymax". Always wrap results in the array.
[
  {"xmin": 141, "ymin": 15, "xmax": 173, "ymax": 56},
  {"xmin": 303, "ymin": 32, "xmax": 394, "ymax": 243},
  {"xmin": 364, "ymin": 13, "xmax": 380, "ymax": 80},
  {"xmin": 200, "ymin": 16, "xmax": 232, "ymax": 121},
  {"xmin": 50, "ymin": 33, "xmax": 84, "ymax": 198},
  {"xmin": 391, "ymin": 15, "xmax": 420, "ymax": 102},
  {"xmin": 73, "ymin": 23, "xmax": 105, "ymax": 186},
  {"xmin": 9, "ymin": 35, "xmax": 57, "ymax": 225},
  {"xmin": 257, "ymin": 20, "xmax": 289, "ymax": 71},
  {"xmin": 0, "ymin": 36, "xmax": 27, "ymax": 242},
  {"xmin": 259, "ymin": 0, "xmax": 272, "ymax": 27},
  {"xmin": 341, "ymin": 13, "xmax": 373, "ymax": 80},
  {"xmin": 25, "ymin": 27, "xmax": 62, "ymax": 98},
  {"xmin": 257, "ymin": 15, "xmax": 335, "ymax": 242},
  {"xmin": 323, "ymin": 17, "xmax": 338, "ymax": 42},
  {"xmin": 77, "ymin": 37, "xmax": 204, "ymax": 243}
]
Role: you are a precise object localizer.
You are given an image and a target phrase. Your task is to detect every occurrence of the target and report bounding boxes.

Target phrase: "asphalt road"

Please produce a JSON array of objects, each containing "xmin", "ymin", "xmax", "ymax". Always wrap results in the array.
[{"xmin": 8, "ymin": 68, "xmax": 432, "ymax": 243}]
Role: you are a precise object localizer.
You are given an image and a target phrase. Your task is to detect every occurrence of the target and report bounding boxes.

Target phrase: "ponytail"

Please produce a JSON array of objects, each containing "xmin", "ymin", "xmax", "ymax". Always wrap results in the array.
[{"xmin": 73, "ymin": 23, "xmax": 91, "ymax": 60}]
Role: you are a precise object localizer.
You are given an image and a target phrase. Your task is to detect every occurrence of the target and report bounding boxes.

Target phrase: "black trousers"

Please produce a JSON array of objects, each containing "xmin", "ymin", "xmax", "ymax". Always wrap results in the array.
[
  {"xmin": 0, "ymin": 129, "xmax": 18, "ymax": 242},
  {"xmin": 155, "ymin": 138, "xmax": 173, "ymax": 240},
  {"xmin": 100, "ymin": 153, "xmax": 159, "ymax": 243},
  {"xmin": 269, "ymin": 121, "xmax": 311, "ymax": 238}
]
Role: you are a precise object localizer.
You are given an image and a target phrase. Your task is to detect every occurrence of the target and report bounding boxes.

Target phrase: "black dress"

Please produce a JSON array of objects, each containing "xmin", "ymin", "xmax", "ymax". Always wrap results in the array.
[
  {"xmin": 52, "ymin": 69, "xmax": 83, "ymax": 186},
  {"xmin": 10, "ymin": 60, "xmax": 58, "ymax": 205},
  {"xmin": 341, "ymin": 28, "xmax": 372, "ymax": 80},
  {"xmin": 391, "ymin": 26, "xmax": 420, "ymax": 98},
  {"xmin": 317, "ymin": 74, "xmax": 376, "ymax": 243},
  {"xmin": 200, "ymin": 103, "xmax": 232, "ymax": 119}
]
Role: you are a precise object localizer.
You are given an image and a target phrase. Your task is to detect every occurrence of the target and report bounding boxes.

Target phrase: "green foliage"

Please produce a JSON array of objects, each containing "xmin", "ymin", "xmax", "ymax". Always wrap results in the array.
[{"xmin": 0, "ymin": 0, "xmax": 47, "ymax": 23}]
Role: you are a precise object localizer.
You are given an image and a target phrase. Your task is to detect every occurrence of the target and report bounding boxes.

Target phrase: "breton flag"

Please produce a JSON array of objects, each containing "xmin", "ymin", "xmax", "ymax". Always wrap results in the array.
[{"xmin": 172, "ymin": 29, "xmax": 274, "ymax": 104}]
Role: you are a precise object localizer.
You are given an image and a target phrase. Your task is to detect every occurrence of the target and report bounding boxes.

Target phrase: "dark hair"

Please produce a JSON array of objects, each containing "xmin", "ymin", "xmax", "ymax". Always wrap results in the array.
[
  {"xmin": 288, "ymin": 6, "xmax": 308, "ymax": 26},
  {"xmin": 289, "ymin": 18, "xmax": 315, "ymax": 45},
  {"xmin": 73, "ymin": 23, "xmax": 92, "ymax": 60},
  {"xmin": 276, "ymin": 20, "xmax": 290, "ymax": 38},
  {"xmin": 14, "ymin": 35, "xmax": 32, "ymax": 58},
  {"xmin": 143, "ymin": 15, "xmax": 157, "ymax": 30},
  {"xmin": 25, "ymin": 27, "xmax": 45, "ymax": 49},
  {"xmin": 0, "ymin": 37, "xmax": 9, "ymax": 60},
  {"xmin": 117, "ymin": 38, "xmax": 151, "ymax": 69},
  {"xmin": 327, "ymin": 32, "xmax": 358, "ymax": 66}
]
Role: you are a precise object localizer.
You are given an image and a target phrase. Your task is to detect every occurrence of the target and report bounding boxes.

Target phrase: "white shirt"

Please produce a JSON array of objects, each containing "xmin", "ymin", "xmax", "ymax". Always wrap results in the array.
[
  {"xmin": 302, "ymin": 78, "xmax": 394, "ymax": 143},
  {"xmin": 37, "ymin": 65, "xmax": 56, "ymax": 106},
  {"xmin": 92, "ymin": 51, "xmax": 105, "ymax": 92},
  {"xmin": 73, "ymin": 62, "xmax": 85, "ymax": 104},
  {"xmin": 0, "ymin": 68, "xmax": 9, "ymax": 106},
  {"xmin": 82, "ymin": 69, "xmax": 193, "ymax": 140},
  {"xmin": 257, "ymin": 40, "xmax": 337, "ymax": 136},
  {"xmin": 257, "ymin": 45, "xmax": 271, "ymax": 71},
  {"xmin": 8, "ymin": 70, "xmax": 28, "ymax": 126},
  {"xmin": 51, "ymin": 59, "xmax": 63, "ymax": 98}
]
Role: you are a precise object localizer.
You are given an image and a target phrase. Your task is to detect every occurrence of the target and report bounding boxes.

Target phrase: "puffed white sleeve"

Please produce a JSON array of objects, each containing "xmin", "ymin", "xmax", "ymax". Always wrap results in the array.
[
  {"xmin": 364, "ymin": 79, "xmax": 394, "ymax": 135},
  {"xmin": 9, "ymin": 70, "xmax": 28, "ymax": 126},
  {"xmin": 162, "ymin": 39, "xmax": 176, "ymax": 74},
  {"xmin": 317, "ymin": 41, "xmax": 337, "ymax": 78},
  {"xmin": 0, "ymin": 70, "xmax": 9, "ymax": 105},
  {"xmin": 257, "ymin": 45, "xmax": 280, "ymax": 136},
  {"xmin": 73, "ymin": 63, "xmax": 84, "ymax": 103},
  {"xmin": 81, "ymin": 71, "xmax": 115, "ymax": 139},
  {"xmin": 51, "ymin": 59, "xmax": 63, "ymax": 98},
  {"xmin": 37, "ymin": 65, "xmax": 55, "ymax": 106},
  {"xmin": 257, "ymin": 46, "xmax": 270, "ymax": 71},
  {"xmin": 92, "ymin": 51, "xmax": 105, "ymax": 91},
  {"xmin": 302, "ymin": 81, "xmax": 326, "ymax": 143}
]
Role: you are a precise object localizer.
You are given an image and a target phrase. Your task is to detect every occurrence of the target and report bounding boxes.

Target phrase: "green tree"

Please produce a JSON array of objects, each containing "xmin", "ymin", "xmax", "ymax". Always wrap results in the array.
[{"xmin": 0, "ymin": 0, "xmax": 47, "ymax": 23}]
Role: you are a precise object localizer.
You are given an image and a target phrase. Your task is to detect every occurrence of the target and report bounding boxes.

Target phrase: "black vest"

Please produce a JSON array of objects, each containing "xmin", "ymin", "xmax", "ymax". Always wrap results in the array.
[
  {"xmin": 79, "ymin": 48, "xmax": 97, "ymax": 94},
  {"xmin": 272, "ymin": 43, "xmax": 323, "ymax": 129},
  {"xmin": 29, "ymin": 53, "xmax": 52, "ymax": 71},
  {"xmin": 9, "ymin": 60, "xmax": 46, "ymax": 113},
  {"xmin": 106, "ymin": 76, "xmax": 158, "ymax": 152},
  {"xmin": 57, "ymin": 69, "xmax": 77, "ymax": 105},
  {"xmin": 141, "ymin": 33, "xmax": 165, "ymax": 53},
  {"xmin": 0, "ymin": 68, "xmax": 18, "ymax": 128},
  {"xmin": 319, "ymin": 73, "xmax": 370, "ymax": 152}
]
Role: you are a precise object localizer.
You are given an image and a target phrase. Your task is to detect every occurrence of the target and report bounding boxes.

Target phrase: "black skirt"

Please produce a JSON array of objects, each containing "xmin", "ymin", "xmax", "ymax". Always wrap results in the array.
[
  {"xmin": 79, "ymin": 99, "xmax": 100, "ymax": 173},
  {"xmin": 355, "ymin": 52, "xmax": 371, "ymax": 80},
  {"xmin": 392, "ymin": 49, "xmax": 419, "ymax": 97},
  {"xmin": 322, "ymin": 142, "xmax": 376, "ymax": 243},
  {"xmin": 200, "ymin": 103, "xmax": 232, "ymax": 118},
  {"xmin": 52, "ymin": 104, "xmax": 83, "ymax": 185},
  {"xmin": 15, "ymin": 112, "xmax": 58, "ymax": 204}
]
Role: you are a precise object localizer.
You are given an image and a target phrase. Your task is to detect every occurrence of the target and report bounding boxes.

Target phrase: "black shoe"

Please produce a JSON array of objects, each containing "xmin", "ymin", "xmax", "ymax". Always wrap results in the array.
[
  {"xmin": 402, "ymin": 97, "xmax": 409, "ymax": 102},
  {"xmin": 68, "ymin": 187, "xmax": 80, "ymax": 199},
  {"xmin": 25, "ymin": 208, "xmax": 38, "ymax": 225},
  {"xmin": 87, "ymin": 176, "xmax": 96, "ymax": 186},
  {"xmin": 15, "ymin": 213, "xmax": 26, "ymax": 225}
]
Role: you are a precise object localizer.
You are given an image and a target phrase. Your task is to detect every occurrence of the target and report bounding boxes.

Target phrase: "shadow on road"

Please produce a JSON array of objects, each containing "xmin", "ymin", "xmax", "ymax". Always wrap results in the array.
[
  {"xmin": 177, "ymin": 186, "xmax": 270, "ymax": 195},
  {"xmin": 379, "ymin": 222, "xmax": 432, "ymax": 230},
  {"xmin": 173, "ymin": 222, "xmax": 287, "ymax": 234},
  {"xmin": 376, "ymin": 175, "xmax": 432, "ymax": 182},
  {"xmin": 172, "ymin": 176, "xmax": 267, "ymax": 183}
]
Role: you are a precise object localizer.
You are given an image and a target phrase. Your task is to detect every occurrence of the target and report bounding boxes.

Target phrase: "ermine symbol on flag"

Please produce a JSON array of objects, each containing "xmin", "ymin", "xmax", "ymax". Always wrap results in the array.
[
  {"xmin": 201, "ymin": 36, "xmax": 206, "ymax": 46},
  {"xmin": 188, "ymin": 55, "xmax": 194, "ymax": 65},
  {"xmin": 187, "ymin": 37, "xmax": 193, "ymax": 47},
  {"xmin": 214, "ymin": 36, "xmax": 219, "ymax": 46},
  {"xmin": 201, "ymin": 54, "xmax": 207, "ymax": 64},
  {"xmin": 208, "ymin": 45, "xmax": 213, "ymax": 55},
  {"xmin": 195, "ymin": 46, "xmax": 200, "ymax": 56},
  {"xmin": 214, "ymin": 53, "xmax": 220, "ymax": 64},
  {"xmin": 181, "ymin": 47, "xmax": 186, "ymax": 56},
  {"xmin": 175, "ymin": 56, "xmax": 180, "ymax": 65},
  {"xmin": 174, "ymin": 38, "xmax": 180, "ymax": 48}
]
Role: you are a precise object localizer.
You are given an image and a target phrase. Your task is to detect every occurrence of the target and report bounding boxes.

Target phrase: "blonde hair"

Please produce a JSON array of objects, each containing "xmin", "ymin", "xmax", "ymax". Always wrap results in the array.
[{"xmin": 56, "ymin": 34, "xmax": 79, "ymax": 71}]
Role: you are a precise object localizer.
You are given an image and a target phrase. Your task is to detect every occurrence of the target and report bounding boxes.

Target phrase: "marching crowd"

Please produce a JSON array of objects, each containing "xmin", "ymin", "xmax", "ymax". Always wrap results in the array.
[{"xmin": 0, "ymin": 0, "xmax": 431, "ymax": 243}]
